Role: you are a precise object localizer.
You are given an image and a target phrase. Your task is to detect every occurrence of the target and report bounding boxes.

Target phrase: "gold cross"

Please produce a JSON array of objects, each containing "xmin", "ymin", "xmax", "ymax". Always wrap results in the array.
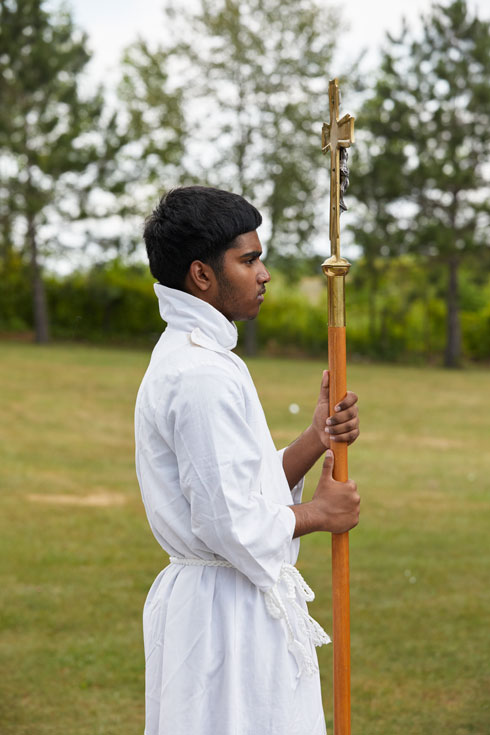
[{"xmin": 322, "ymin": 78, "xmax": 355, "ymax": 261}]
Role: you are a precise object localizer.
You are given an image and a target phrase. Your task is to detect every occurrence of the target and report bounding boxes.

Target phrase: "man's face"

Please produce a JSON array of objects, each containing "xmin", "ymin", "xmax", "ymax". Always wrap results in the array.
[{"xmin": 213, "ymin": 231, "xmax": 270, "ymax": 322}]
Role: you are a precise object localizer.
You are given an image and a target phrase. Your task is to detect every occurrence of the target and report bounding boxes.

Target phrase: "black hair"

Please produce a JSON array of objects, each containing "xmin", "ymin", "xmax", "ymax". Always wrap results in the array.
[{"xmin": 143, "ymin": 186, "xmax": 262, "ymax": 290}]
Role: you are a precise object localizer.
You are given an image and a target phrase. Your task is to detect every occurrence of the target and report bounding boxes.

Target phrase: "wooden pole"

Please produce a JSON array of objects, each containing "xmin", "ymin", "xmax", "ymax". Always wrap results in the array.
[
  {"xmin": 321, "ymin": 78, "xmax": 355, "ymax": 735},
  {"xmin": 329, "ymin": 326, "xmax": 350, "ymax": 735}
]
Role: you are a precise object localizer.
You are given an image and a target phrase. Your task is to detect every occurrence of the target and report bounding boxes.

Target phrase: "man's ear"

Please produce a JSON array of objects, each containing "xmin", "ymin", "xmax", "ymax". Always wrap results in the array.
[{"xmin": 187, "ymin": 260, "xmax": 214, "ymax": 293}]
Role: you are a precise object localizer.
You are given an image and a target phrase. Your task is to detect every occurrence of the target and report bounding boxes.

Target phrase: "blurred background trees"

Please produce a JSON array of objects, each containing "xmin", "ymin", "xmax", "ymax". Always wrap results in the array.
[
  {"xmin": 119, "ymin": 0, "xmax": 341, "ymax": 266},
  {"xmin": 0, "ymin": 0, "xmax": 489, "ymax": 364},
  {"xmin": 0, "ymin": 0, "xmax": 107, "ymax": 342},
  {"xmin": 349, "ymin": 0, "xmax": 490, "ymax": 367},
  {"xmin": 119, "ymin": 0, "xmax": 341, "ymax": 352}
]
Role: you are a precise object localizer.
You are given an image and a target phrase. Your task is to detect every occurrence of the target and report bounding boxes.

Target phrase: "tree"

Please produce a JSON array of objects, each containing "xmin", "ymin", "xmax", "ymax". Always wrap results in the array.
[
  {"xmin": 114, "ymin": 39, "xmax": 186, "ymax": 217},
  {"xmin": 0, "ymin": 0, "xmax": 107, "ymax": 342},
  {"xmin": 119, "ymin": 0, "xmax": 344, "ymax": 352},
  {"xmin": 348, "ymin": 0, "xmax": 490, "ymax": 367}
]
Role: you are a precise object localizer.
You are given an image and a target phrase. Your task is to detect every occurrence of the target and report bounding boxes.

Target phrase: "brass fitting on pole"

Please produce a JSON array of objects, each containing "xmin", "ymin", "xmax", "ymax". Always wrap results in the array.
[{"xmin": 322, "ymin": 255, "xmax": 351, "ymax": 328}]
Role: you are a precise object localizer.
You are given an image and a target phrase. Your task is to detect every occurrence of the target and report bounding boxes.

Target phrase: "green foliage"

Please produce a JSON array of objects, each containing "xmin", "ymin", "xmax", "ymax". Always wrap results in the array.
[
  {"xmin": 246, "ymin": 258, "xmax": 490, "ymax": 362},
  {"xmin": 247, "ymin": 277, "xmax": 328, "ymax": 355},
  {"xmin": 0, "ymin": 253, "xmax": 32, "ymax": 332},
  {"xmin": 350, "ymin": 0, "xmax": 490, "ymax": 367},
  {"xmin": 461, "ymin": 276, "xmax": 490, "ymax": 359},
  {"xmin": 46, "ymin": 260, "xmax": 163, "ymax": 343},
  {"xmin": 2, "ymin": 257, "xmax": 490, "ymax": 362}
]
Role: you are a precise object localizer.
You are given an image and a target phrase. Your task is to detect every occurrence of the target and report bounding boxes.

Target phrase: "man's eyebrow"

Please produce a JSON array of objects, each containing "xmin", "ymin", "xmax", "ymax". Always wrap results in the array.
[{"xmin": 240, "ymin": 250, "xmax": 262, "ymax": 259}]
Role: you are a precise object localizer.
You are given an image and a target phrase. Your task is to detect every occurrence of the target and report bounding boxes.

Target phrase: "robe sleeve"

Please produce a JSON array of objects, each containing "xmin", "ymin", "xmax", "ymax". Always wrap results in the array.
[
  {"xmin": 158, "ymin": 364, "xmax": 296, "ymax": 591},
  {"xmin": 276, "ymin": 447, "xmax": 303, "ymax": 565},
  {"xmin": 276, "ymin": 447, "xmax": 305, "ymax": 506}
]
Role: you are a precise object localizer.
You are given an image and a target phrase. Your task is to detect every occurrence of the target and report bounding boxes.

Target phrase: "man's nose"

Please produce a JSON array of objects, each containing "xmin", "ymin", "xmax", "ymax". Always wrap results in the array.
[{"xmin": 258, "ymin": 265, "xmax": 271, "ymax": 283}]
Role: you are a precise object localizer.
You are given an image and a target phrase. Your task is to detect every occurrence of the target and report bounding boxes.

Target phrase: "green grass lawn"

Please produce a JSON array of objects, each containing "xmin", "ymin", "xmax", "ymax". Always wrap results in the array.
[{"xmin": 1, "ymin": 342, "xmax": 489, "ymax": 734}]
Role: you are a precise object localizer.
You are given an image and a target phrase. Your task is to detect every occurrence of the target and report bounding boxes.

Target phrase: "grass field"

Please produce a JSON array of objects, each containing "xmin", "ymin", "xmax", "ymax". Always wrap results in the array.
[{"xmin": 1, "ymin": 342, "xmax": 489, "ymax": 734}]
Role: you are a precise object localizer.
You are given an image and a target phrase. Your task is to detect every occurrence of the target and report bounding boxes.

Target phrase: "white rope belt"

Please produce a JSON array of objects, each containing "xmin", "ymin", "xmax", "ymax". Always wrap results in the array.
[
  {"xmin": 170, "ymin": 556, "xmax": 233, "ymax": 568},
  {"xmin": 169, "ymin": 556, "xmax": 330, "ymax": 676}
]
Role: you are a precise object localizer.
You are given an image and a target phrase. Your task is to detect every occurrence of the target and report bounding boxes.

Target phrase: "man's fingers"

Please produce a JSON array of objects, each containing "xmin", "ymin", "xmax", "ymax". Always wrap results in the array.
[
  {"xmin": 334, "ymin": 390, "xmax": 358, "ymax": 412},
  {"xmin": 327, "ymin": 416, "xmax": 358, "ymax": 435},
  {"xmin": 330, "ymin": 428, "xmax": 360, "ymax": 445},
  {"xmin": 327, "ymin": 405, "xmax": 358, "ymax": 428}
]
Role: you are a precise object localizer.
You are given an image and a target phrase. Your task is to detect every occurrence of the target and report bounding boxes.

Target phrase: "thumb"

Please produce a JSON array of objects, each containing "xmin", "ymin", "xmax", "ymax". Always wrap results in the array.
[
  {"xmin": 322, "ymin": 448, "xmax": 335, "ymax": 477},
  {"xmin": 319, "ymin": 369, "xmax": 329, "ymax": 396}
]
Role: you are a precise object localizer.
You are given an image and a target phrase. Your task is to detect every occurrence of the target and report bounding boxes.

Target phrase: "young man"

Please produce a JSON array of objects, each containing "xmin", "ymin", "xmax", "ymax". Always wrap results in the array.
[{"xmin": 135, "ymin": 186, "xmax": 360, "ymax": 735}]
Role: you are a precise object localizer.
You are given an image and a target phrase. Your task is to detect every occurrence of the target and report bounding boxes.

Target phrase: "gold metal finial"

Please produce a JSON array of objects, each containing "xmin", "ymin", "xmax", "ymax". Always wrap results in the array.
[{"xmin": 321, "ymin": 78, "xmax": 355, "ymax": 327}]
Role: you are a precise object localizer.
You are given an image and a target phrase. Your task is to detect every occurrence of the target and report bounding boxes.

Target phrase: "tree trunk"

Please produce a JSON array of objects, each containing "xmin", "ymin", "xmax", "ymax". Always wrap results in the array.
[
  {"xmin": 444, "ymin": 256, "xmax": 461, "ymax": 368},
  {"xmin": 424, "ymin": 290, "xmax": 432, "ymax": 361},
  {"xmin": 236, "ymin": 117, "xmax": 258, "ymax": 356},
  {"xmin": 367, "ymin": 265, "xmax": 378, "ymax": 349},
  {"xmin": 243, "ymin": 319, "xmax": 258, "ymax": 356},
  {"xmin": 0, "ymin": 214, "xmax": 14, "ymax": 266},
  {"xmin": 27, "ymin": 214, "xmax": 49, "ymax": 343}
]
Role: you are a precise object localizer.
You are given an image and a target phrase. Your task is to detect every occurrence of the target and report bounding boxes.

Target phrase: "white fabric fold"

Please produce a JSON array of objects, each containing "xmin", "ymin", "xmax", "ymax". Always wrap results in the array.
[
  {"xmin": 170, "ymin": 556, "xmax": 330, "ymax": 678},
  {"xmin": 154, "ymin": 283, "xmax": 238, "ymax": 350}
]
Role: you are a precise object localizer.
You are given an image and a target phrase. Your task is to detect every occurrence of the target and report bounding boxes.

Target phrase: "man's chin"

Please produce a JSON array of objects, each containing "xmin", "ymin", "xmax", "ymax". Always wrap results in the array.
[
  {"xmin": 234, "ymin": 310, "xmax": 260, "ymax": 322},
  {"xmin": 231, "ymin": 303, "xmax": 262, "ymax": 322},
  {"xmin": 249, "ymin": 305, "xmax": 262, "ymax": 320}
]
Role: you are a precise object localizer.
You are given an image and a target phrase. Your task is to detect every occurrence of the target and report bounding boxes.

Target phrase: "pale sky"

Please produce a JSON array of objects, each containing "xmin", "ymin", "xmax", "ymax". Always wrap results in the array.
[{"xmin": 66, "ymin": 0, "xmax": 490, "ymax": 85}]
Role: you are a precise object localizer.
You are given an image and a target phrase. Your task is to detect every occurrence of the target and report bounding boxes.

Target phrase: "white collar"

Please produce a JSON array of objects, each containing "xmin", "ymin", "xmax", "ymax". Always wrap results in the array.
[{"xmin": 154, "ymin": 283, "xmax": 238, "ymax": 352}]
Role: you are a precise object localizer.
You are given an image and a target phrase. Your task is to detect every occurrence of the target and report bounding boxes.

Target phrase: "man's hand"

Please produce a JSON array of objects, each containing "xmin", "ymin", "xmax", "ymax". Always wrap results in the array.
[
  {"xmin": 291, "ymin": 449, "xmax": 360, "ymax": 537},
  {"xmin": 311, "ymin": 370, "xmax": 359, "ymax": 449},
  {"xmin": 311, "ymin": 449, "xmax": 360, "ymax": 533},
  {"xmin": 282, "ymin": 370, "xmax": 360, "ymax": 491}
]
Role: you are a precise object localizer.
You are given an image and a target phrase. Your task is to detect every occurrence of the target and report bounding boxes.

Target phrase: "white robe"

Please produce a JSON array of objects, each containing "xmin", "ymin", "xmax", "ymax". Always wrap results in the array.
[{"xmin": 135, "ymin": 285, "xmax": 328, "ymax": 735}]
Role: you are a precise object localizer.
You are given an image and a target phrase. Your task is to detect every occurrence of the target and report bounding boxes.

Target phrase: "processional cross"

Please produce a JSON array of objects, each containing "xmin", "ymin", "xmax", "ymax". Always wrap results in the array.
[
  {"xmin": 322, "ymin": 78, "xmax": 355, "ymax": 295},
  {"xmin": 321, "ymin": 78, "xmax": 355, "ymax": 735}
]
